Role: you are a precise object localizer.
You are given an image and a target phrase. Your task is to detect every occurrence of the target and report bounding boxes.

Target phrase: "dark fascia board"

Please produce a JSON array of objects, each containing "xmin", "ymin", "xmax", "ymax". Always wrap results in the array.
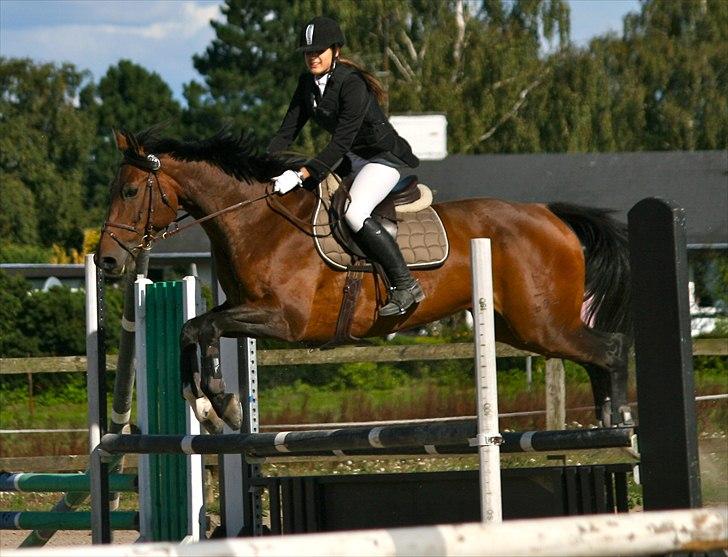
[
  {"xmin": 417, "ymin": 150, "xmax": 727, "ymax": 246},
  {"xmin": 1, "ymin": 263, "xmax": 85, "ymax": 278},
  {"xmin": 145, "ymin": 151, "xmax": 727, "ymax": 250}
]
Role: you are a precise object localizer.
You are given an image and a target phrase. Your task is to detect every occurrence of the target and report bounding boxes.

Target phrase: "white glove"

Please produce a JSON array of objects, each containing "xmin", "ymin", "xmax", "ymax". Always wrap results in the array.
[{"xmin": 272, "ymin": 169, "xmax": 302, "ymax": 194}]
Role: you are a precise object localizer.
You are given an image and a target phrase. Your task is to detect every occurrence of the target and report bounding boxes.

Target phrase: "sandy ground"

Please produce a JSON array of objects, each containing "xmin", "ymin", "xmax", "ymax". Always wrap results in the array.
[{"xmin": 1, "ymin": 529, "xmax": 139, "ymax": 550}]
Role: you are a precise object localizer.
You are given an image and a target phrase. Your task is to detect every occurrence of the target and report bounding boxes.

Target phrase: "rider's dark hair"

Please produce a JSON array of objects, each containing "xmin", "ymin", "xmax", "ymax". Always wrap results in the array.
[{"xmin": 337, "ymin": 54, "xmax": 386, "ymax": 107}]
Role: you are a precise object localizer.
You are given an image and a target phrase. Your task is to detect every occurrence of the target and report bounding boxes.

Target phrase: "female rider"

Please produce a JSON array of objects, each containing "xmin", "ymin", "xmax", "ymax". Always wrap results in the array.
[{"xmin": 268, "ymin": 16, "xmax": 424, "ymax": 317}]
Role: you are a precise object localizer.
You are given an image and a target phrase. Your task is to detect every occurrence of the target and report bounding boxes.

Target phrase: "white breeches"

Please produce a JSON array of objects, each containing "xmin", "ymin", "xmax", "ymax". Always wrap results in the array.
[{"xmin": 343, "ymin": 162, "xmax": 401, "ymax": 232}]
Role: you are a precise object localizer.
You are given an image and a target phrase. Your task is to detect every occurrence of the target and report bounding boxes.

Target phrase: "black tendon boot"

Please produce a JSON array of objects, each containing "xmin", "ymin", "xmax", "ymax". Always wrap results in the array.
[{"xmin": 354, "ymin": 218, "xmax": 425, "ymax": 316}]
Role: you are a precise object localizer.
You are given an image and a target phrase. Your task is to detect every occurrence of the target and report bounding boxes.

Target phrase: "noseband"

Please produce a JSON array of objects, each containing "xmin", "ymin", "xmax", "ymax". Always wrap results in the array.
[{"xmin": 102, "ymin": 153, "xmax": 173, "ymax": 260}]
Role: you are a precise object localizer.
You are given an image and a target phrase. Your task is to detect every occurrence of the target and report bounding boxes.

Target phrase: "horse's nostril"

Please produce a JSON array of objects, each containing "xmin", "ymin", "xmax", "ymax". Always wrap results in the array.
[{"xmin": 100, "ymin": 256, "xmax": 118, "ymax": 271}]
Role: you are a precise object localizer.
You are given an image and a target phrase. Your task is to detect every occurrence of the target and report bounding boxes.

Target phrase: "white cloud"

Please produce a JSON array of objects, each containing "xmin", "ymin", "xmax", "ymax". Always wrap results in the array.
[{"xmin": 0, "ymin": 1, "xmax": 223, "ymax": 102}]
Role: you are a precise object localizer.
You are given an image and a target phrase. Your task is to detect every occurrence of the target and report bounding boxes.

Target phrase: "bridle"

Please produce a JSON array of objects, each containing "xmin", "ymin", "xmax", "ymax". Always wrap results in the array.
[{"xmin": 101, "ymin": 153, "xmax": 174, "ymax": 260}]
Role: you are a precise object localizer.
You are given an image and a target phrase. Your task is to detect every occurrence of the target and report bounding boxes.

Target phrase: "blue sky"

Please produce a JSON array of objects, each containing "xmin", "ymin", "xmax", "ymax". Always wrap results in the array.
[{"xmin": 0, "ymin": 0, "xmax": 640, "ymax": 104}]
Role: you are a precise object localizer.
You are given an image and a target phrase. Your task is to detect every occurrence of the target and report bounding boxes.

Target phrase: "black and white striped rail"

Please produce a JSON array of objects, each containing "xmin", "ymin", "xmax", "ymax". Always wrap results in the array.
[{"xmin": 99, "ymin": 421, "xmax": 634, "ymax": 458}]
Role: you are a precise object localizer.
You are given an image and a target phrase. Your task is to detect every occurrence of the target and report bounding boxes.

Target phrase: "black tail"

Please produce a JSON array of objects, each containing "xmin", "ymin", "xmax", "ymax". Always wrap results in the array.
[{"xmin": 548, "ymin": 203, "xmax": 632, "ymax": 337}]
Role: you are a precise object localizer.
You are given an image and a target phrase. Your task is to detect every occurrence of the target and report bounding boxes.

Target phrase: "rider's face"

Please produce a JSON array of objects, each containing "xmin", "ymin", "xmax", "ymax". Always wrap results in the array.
[{"xmin": 305, "ymin": 47, "xmax": 336, "ymax": 76}]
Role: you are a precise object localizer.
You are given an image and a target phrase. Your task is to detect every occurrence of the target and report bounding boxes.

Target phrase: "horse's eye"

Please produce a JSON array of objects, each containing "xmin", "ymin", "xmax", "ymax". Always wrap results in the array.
[{"xmin": 122, "ymin": 185, "xmax": 139, "ymax": 199}]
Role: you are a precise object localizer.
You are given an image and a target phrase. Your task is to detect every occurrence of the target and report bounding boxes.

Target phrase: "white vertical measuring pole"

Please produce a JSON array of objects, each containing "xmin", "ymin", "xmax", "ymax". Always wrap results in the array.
[
  {"xmin": 134, "ymin": 275, "xmax": 153, "ymax": 540},
  {"xmin": 470, "ymin": 239, "xmax": 503, "ymax": 523},
  {"xmin": 182, "ymin": 277, "xmax": 205, "ymax": 542}
]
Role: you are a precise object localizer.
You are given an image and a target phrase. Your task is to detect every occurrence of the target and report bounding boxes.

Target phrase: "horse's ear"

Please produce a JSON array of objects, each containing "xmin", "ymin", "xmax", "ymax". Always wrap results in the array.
[{"xmin": 113, "ymin": 128, "xmax": 129, "ymax": 152}]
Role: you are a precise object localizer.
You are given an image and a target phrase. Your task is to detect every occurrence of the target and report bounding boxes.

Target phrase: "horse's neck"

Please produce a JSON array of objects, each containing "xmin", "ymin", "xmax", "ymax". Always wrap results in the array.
[
  {"xmin": 168, "ymin": 160, "xmax": 314, "ymax": 240},
  {"xmin": 168, "ymin": 162, "xmax": 260, "ymax": 222}
]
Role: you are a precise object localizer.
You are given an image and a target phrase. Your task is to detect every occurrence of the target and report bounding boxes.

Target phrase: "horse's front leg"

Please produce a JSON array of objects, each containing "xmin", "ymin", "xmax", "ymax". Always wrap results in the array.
[
  {"xmin": 180, "ymin": 313, "xmax": 225, "ymax": 434},
  {"xmin": 194, "ymin": 304, "xmax": 291, "ymax": 432}
]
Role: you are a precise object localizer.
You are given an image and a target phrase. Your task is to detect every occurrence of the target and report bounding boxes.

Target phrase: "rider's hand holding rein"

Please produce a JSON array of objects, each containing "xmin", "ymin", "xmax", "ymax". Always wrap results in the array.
[{"xmin": 272, "ymin": 169, "xmax": 307, "ymax": 194}]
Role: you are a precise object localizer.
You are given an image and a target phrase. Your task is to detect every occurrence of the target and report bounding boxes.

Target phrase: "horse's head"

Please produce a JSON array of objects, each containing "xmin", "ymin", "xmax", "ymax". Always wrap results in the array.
[{"xmin": 95, "ymin": 130, "xmax": 180, "ymax": 277}]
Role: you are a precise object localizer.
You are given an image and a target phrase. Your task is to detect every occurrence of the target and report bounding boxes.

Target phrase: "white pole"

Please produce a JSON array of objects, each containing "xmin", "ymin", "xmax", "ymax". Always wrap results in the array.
[
  {"xmin": 470, "ymin": 239, "xmax": 502, "ymax": 523},
  {"xmin": 85, "ymin": 255, "xmax": 106, "ymax": 543},
  {"xmin": 182, "ymin": 277, "xmax": 205, "ymax": 542},
  {"xmin": 85, "ymin": 256, "xmax": 100, "ymax": 461},
  {"xmin": 134, "ymin": 275, "xmax": 153, "ymax": 540},
  {"xmin": 214, "ymin": 280, "xmax": 245, "ymax": 537},
  {"xmin": 5, "ymin": 507, "xmax": 726, "ymax": 557}
]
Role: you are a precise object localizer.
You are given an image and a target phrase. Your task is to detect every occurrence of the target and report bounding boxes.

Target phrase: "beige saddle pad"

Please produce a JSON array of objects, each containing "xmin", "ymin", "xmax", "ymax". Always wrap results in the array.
[{"xmin": 312, "ymin": 176, "xmax": 449, "ymax": 271}]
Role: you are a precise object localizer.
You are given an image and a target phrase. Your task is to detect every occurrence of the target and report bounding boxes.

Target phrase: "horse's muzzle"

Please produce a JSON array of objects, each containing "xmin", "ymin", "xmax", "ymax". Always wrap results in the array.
[{"xmin": 98, "ymin": 255, "xmax": 125, "ymax": 277}]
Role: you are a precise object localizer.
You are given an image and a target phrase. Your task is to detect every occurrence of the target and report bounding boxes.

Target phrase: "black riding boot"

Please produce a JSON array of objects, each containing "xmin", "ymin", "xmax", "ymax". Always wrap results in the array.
[{"xmin": 354, "ymin": 218, "xmax": 425, "ymax": 316}]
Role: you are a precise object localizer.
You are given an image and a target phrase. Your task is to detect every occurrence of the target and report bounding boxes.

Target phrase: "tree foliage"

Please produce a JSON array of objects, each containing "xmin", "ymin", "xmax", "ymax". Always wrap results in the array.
[
  {"xmin": 0, "ymin": 58, "xmax": 95, "ymax": 248},
  {"xmin": 81, "ymin": 60, "xmax": 184, "ymax": 218},
  {"xmin": 0, "ymin": 0, "xmax": 724, "ymax": 263},
  {"xmin": 0, "ymin": 270, "xmax": 123, "ymax": 357}
]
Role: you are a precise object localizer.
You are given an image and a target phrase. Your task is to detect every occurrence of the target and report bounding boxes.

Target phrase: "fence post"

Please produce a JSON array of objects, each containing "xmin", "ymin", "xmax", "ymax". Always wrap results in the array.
[
  {"xmin": 86, "ymin": 255, "xmax": 110, "ymax": 544},
  {"xmin": 182, "ymin": 277, "xmax": 205, "ymax": 542},
  {"xmin": 545, "ymin": 359, "xmax": 566, "ymax": 430},
  {"xmin": 628, "ymin": 197, "xmax": 702, "ymax": 510},
  {"xmin": 134, "ymin": 275, "xmax": 154, "ymax": 539}
]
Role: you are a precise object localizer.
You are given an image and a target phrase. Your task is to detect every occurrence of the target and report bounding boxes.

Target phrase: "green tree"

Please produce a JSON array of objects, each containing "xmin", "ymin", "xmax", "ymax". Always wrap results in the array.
[
  {"xmin": 81, "ymin": 60, "xmax": 184, "ymax": 218},
  {"xmin": 0, "ymin": 270, "xmax": 124, "ymax": 357},
  {"xmin": 482, "ymin": 0, "xmax": 728, "ymax": 153},
  {"xmin": 0, "ymin": 271, "xmax": 38, "ymax": 357},
  {"xmin": 188, "ymin": 0, "xmax": 569, "ymax": 154},
  {"xmin": 0, "ymin": 175, "xmax": 39, "ymax": 245},
  {"xmin": 0, "ymin": 58, "xmax": 96, "ymax": 249},
  {"xmin": 188, "ymin": 0, "xmax": 306, "ymax": 142},
  {"xmin": 632, "ymin": 0, "xmax": 727, "ymax": 150}
]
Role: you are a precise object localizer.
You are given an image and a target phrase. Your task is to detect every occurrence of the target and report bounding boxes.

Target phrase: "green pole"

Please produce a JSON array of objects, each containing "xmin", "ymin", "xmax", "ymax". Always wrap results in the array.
[
  {"xmin": 1, "ymin": 511, "xmax": 138, "ymax": 531},
  {"xmin": 0, "ymin": 473, "xmax": 136, "ymax": 493}
]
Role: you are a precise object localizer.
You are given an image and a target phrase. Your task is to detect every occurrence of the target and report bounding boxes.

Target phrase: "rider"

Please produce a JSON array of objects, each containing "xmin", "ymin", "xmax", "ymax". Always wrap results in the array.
[{"xmin": 268, "ymin": 15, "xmax": 424, "ymax": 317}]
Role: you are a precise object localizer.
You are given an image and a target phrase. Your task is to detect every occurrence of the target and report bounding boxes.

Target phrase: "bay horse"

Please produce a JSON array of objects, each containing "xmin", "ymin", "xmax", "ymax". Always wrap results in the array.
[{"xmin": 96, "ymin": 129, "xmax": 633, "ymax": 434}]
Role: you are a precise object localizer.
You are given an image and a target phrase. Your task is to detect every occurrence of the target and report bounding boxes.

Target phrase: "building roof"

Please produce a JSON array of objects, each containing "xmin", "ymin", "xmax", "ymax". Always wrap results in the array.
[
  {"xmin": 417, "ymin": 150, "xmax": 727, "ymax": 246},
  {"xmin": 130, "ymin": 150, "xmax": 726, "ymax": 255}
]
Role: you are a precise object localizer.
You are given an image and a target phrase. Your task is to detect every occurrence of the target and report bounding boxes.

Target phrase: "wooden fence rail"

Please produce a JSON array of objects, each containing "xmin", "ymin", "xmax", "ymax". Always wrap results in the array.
[{"xmin": 1, "ymin": 339, "xmax": 725, "ymax": 375}]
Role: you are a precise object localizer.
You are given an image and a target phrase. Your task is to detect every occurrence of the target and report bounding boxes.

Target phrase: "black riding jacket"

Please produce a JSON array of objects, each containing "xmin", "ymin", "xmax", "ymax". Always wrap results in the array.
[{"xmin": 267, "ymin": 63, "xmax": 419, "ymax": 182}]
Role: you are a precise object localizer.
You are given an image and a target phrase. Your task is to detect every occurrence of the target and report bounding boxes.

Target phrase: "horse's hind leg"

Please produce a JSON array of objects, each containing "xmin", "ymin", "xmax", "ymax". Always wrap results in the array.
[
  {"xmin": 578, "ymin": 328, "xmax": 632, "ymax": 427},
  {"xmin": 180, "ymin": 316, "xmax": 225, "ymax": 434},
  {"xmin": 508, "ymin": 320, "xmax": 632, "ymax": 427}
]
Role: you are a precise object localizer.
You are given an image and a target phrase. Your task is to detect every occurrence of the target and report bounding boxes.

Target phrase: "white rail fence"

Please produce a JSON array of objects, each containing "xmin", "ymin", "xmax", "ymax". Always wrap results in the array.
[{"xmin": 3, "ymin": 507, "xmax": 726, "ymax": 557}]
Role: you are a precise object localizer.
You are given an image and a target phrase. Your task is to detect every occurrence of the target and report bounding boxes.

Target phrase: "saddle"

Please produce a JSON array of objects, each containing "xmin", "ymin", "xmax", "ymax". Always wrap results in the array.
[
  {"xmin": 311, "ymin": 174, "xmax": 449, "ymax": 344},
  {"xmin": 313, "ymin": 174, "xmax": 449, "ymax": 271}
]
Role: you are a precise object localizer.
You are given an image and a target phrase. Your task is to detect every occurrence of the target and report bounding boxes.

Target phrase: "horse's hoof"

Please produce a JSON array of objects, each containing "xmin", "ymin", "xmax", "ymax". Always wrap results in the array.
[
  {"xmin": 618, "ymin": 405, "xmax": 635, "ymax": 427},
  {"xmin": 184, "ymin": 390, "xmax": 226, "ymax": 434},
  {"xmin": 600, "ymin": 399, "xmax": 613, "ymax": 428},
  {"xmin": 217, "ymin": 393, "xmax": 243, "ymax": 431},
  {"xmin": 201, "ymin": 415, "xmax": 225, "ymax": 435}
]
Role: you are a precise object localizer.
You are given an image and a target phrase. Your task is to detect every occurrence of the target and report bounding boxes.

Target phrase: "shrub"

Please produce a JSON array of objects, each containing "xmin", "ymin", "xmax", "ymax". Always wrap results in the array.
[{"xmin": 0, "ymin": 271, "xmax": 123, "ymax": 357}]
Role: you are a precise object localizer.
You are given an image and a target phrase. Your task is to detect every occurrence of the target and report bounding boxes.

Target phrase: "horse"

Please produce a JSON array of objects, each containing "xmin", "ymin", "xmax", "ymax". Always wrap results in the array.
[{"xmin": 96, "ymin": 129, "xmax": 633, "ymax": 435}]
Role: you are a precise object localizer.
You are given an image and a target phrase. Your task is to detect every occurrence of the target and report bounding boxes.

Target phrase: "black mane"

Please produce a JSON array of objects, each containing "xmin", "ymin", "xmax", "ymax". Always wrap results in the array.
[{"xmin": 121, "ymin": 128, "xmax": 290, "ymax": 183}]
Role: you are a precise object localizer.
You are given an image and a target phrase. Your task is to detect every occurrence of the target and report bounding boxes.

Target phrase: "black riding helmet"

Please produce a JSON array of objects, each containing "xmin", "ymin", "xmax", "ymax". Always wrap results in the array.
[{"xmin": 297, "ymin": 16, "xmax": 345, "ymax": 52}]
